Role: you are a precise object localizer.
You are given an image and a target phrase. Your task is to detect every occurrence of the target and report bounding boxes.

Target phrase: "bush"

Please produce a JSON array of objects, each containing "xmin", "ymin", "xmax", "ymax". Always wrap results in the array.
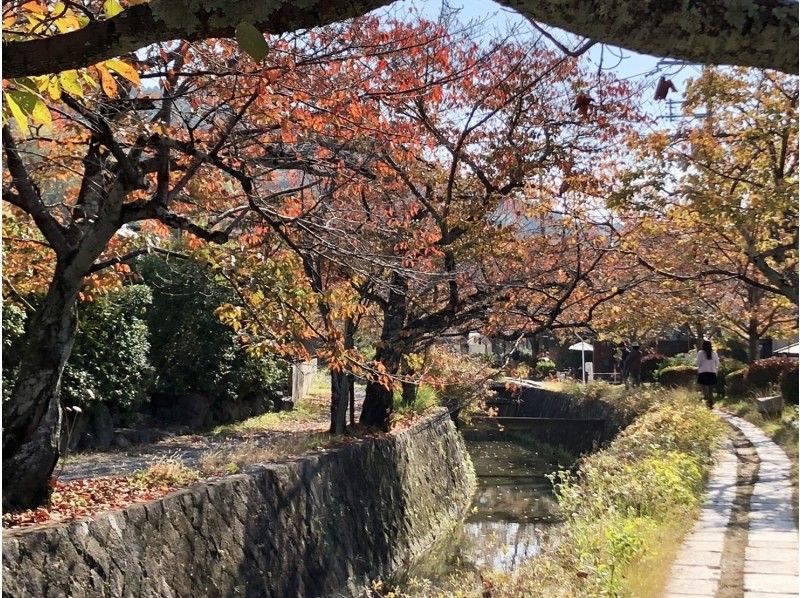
[
  {"xmin": 657, "ymin": 365, "xmax": 696, "ymax": 388},
  {"xmin": 535, "ymin": 357, "xmax": 556, "ymax": 379},
  {"xmin": 641, "ymin": 353, "xmax": 665, "ymax": 382},
  {"xmin": 2, "ymin": 302, "xmax": 27, "ymax": 403},
  {"xmin": 661, "ymin": 353, "xmax": 694, "ymax": 368},
  {"xmin": 136, "ymin": 256, "xmax": 288, "ymax": 405},
  {"xmin": 725, "ymin": 368, "xmax": 748, "ymax": 398},
  {"xmin": 717, "ymin": 357, "xmax": 747, "ymax": 398},
  {"xmin": 780, "ymin": 361, "xmax": 798, "ymax": 405},
  {"xmin": 746, "ymin": 356, "xmax": 797, "ymax": 393},
  {"xmin": 61, "ymin": 285, "xmax": 154, "ymax": 415}
]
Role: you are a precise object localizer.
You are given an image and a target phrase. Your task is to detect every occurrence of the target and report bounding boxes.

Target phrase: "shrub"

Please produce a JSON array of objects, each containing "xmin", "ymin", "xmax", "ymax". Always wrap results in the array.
[
  {"xmin": 717, "ymin": 358, "xmax": 747, "ymax": 398},
  {"xmin": 657, "ymin": 365, "xmax": 696, "ymax": 388},
  {"xmin": 424, "ymin": 346, "xmax": 493, "ymax": 413},
  {"xmin": 661, "ymin": 353, "xmax": 694, "ymax": 368},
  {"xmin": 746, "ymin": 356, "xmax": 797, "ymax": 393},
  {"xmin": 780, "ymin": 361, "xmax": 798, "ymax": 405},
  {"xmin": 61, "ymin": 286, "xmax": 154, "ymax": 415},
  {"xmin": 725, "ymin": 368, "xmax": 748, "ymax": 398},
  {"xmin": 136, "ymin": 255, "xmax": 288, "ymax": 405},
  {"xmin": 641, "ymin": 353, "xmax": 665, "ymax": 382},
  {"xmin": 2, "ymin": 302, "xmax": 27, "ymax": 402},
  {"xmin": 535, "ymin": 357, "xmax": 556, "ymax": 379}
]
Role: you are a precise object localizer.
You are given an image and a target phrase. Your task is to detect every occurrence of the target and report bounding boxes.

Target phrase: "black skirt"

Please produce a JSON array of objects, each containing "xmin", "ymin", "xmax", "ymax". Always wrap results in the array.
[{"xmin": 698, "ymin": 372, "xmax": 718, "ymax": 386}]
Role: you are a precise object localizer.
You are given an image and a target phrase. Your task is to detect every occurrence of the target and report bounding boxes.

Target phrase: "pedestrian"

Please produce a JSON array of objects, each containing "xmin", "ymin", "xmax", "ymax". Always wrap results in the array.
[
  {"xmin": 696, "ymin": 339, "xmax": 720, "ymax": 409},
  {"xmin": 624, "ymin": 343, "xmax": 642, "ymax": 388}
]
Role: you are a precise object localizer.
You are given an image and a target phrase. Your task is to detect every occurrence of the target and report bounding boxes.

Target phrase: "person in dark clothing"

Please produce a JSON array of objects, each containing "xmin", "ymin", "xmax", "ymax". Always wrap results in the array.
[{"xmin": 624, "ymin": 343, "xmax": 643, "ymax": 388}]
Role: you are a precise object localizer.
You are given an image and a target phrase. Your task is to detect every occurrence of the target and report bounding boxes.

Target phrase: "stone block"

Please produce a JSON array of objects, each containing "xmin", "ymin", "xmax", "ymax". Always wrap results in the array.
[{"xmin": 754, "ymin": 395, "xmax": 784, "ymax": 417}]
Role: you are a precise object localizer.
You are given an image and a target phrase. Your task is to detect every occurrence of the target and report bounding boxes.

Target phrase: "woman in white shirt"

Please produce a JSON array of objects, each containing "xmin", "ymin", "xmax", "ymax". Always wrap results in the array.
[{"xmin": 696, "ymin": 339, "xmax": 720, "ymax": 409}]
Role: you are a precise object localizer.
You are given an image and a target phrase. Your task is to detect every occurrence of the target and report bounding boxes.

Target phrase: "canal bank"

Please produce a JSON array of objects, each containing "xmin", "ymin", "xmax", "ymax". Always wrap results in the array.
[{"xmin": 2, "ymin": 409, "xmax": 474, "ymax": 598}]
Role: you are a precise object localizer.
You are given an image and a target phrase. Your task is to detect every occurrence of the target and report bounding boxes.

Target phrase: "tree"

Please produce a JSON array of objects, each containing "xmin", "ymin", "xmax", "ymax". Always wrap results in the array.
[
  {"xmin": 2, "ymin": 0, "xmax": 797, "ymax": 78},
  {"xmin": 612, "ymin": 68, "xmax": 798, "ymax": 302},
  {"xmin": 2, "ymin": 17, "xmax": 437, "ymax": 508}
]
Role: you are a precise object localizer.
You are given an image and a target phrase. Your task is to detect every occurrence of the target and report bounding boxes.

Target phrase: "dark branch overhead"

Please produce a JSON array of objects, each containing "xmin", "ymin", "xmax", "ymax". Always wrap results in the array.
[{"xmin": 2, "ymin": 0, "xmax": 798, "ymax": 79}]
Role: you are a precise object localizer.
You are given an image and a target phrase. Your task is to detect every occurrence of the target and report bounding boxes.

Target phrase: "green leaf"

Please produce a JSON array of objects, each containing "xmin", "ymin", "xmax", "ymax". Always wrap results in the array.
[
  {"xmin": 103, "ymin": 0, "xmax": 123, "ymax": 18},
  {"xmin": 235, "ymin": 21, "xmax": 267, "ymax": 62}
]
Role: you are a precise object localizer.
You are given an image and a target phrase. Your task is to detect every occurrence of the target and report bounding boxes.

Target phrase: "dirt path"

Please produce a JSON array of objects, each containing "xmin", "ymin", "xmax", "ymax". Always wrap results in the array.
[{"xmin": 57, "ymin": 389, "xmax": 364, "ymax": 481}]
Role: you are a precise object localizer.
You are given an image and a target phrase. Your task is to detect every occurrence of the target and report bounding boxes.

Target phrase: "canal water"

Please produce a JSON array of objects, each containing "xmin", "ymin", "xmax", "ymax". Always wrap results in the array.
[{"xmin": 395, "ymin": 430, "xmax": 575, "ymax": 594}]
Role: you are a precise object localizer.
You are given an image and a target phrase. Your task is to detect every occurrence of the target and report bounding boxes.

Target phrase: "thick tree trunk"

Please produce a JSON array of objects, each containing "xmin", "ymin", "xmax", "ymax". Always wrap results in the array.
[
  {"xmin": 360, "ymin": 273, "xmax": 407, "ymax": 430},
  {"xmin": 401, "ymin": 380, "xmax": 417, "ymax": 406},
  {"xmin": 2, "ymin": 264, "xmax": 82, "ymax": 509}
]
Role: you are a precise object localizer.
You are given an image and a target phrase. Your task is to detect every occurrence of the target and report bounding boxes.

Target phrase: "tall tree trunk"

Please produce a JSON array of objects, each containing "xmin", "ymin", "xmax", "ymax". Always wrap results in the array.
[
  {"xmin": 329, "ymin": 369, "xmax": 349, "ymax": 435},
  {"xmin": 360, "ymin": 273, "xmax": 407, "ymax": 430},
  {"xmin": 329, "ymin": 317, "xmax": 355, "ymax": 435},
  {"xmin": 348, "ymin": 373, "xmax": 355, "ymax": 427},
  {"xmin": 401, "ymin": 380, "xmax": 417, "ymax": 406},
  {"xmin": 2, "ymin": 263, "xmax": 82, "ymax": 509},
  {"xmin": 746, "ymin": 286, "xmax": 763, "ymax": 362}
]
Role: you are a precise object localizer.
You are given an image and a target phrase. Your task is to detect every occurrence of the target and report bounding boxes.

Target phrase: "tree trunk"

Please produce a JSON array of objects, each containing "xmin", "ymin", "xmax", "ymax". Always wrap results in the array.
[
  {"xmin": 329, "ymin": 369, "xmax": 349, "ymax": 435},
  {"xmin": 2, "ymin": 264, "xmax": 82, "ymax": 509},
  {"xmin": 360, "ymin": 273, "xmax": 407, "ymax": 430},
  {"xmin": 348, "ymin": 374, "xmax": 355, "ymax": 427},
  {"xmin": 748, "ymin": 318, "xmax": 760, "ymax": 362}
]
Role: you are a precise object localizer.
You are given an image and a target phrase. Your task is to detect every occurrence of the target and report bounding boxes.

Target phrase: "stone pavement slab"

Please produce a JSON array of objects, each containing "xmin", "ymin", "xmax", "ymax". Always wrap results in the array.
[
  {"xmin": 665, "ymin": 439, "xmax": 737, "ymax": 597},
  {"xmin": 719, "ymin": 413, "xmax": 799, "ymax": 598}
]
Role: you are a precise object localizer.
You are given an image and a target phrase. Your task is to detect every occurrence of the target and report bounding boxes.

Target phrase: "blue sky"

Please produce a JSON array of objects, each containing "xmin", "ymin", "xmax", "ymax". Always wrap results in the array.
[{"xmin": 386, "ymin": 0, "xmax": 707, "ymax": 123}]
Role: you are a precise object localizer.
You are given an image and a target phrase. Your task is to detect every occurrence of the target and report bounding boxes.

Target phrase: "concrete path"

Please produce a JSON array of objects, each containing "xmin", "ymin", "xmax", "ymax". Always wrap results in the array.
[
  {"xmin": 667, "ymin": 412, "xmax": 799, "ymax": 597},
  {"xmin": 721, "ymin": 414, "xmax": 799, "ymax": 598},
  {"xmin": 665, "ymin": 438, "xmax": 738, "ymax": 597}
]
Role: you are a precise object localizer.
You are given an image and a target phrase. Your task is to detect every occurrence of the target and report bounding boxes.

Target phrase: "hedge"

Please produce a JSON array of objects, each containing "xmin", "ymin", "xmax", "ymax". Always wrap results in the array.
[
  {"xmin": 641, "ymin": 353, "xmax": 665, "ymax": 383},
  {"xmin": 746, "ymin": 356, "xmax": 797, "ymax": 392},
  {"xmin": 657, "ymin": 365, "xmax": 696, "ymax": 388},
  {"xmin": 725, "ymin": 368, "xmax": 748, "ymax": 398}
]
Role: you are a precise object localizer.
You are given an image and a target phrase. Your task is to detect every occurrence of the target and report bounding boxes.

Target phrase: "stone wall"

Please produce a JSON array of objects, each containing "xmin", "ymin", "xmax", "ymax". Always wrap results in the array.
[{"xmin": 2, "ymin": 409, "xmax": 474, "ymax": 598}]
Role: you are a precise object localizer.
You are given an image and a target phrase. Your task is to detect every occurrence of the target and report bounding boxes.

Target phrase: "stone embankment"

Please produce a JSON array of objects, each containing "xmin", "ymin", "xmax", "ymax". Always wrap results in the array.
[{"xmin": 3, "ymin": 409, "xmax": 474, "ymax": 598}]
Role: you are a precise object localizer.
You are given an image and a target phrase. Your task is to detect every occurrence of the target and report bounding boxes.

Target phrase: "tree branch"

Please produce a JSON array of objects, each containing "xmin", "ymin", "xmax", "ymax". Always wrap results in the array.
[{"xmin": 2, "ymin": 0, "xmax": 797, "ymax": 79}]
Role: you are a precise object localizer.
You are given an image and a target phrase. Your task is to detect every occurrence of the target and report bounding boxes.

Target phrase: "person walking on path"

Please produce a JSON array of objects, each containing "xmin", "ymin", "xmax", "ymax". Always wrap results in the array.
[
  {"xmin": 624, "ymin": 343, "xmax": 642, "ymax": 388},
  {"xmin": 696, "ymin": 339, "xmax": 720, "ymax": 409}
]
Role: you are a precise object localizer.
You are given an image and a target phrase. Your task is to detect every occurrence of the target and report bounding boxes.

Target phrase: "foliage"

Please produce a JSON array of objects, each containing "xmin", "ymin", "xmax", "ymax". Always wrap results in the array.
[
  {"xmin": 60, "ymin": 286, "xmax": 153, "ymax": 414},
  {"xmin": 745, "ymin": 356, "xmax": 797, "ymax": 393},
  {"xmin": 422, "ymin": 346, "xmax": 495, "ymax": 414},
  {"xmin": 1, "ymin": 302, "xmax": 27, "ymax": 402},
  {"xmin": 656, "ymin": 365, "xmax": 696, "ymax": 388},
  {"xmin": 724, "ymin": 368, "xmax": 748, "ymax": 398},
  {"xmin": 716, "ymin": 357, "xmax": 747, "ymax": 397},
  {"xmin": 492, "ymin": 391, "xmax": 725, "ymax": 597},
  {"xmin": 640, "ymin": 352, "xmax": 665, "ymax": 382},
  {"xmin": 137, "ymin": 255, "xmax": 288, "ymax": 404},
  {"xmin": 392, "ymin": 384, "xmax": 438, "ymax": 416},
  {"xmin": 535, "ymin": 357, "xmax": 557, "ymax": 379},
  {"xmin": 780, "ymin": 361, "xmax": 798, "ymax": 405}
]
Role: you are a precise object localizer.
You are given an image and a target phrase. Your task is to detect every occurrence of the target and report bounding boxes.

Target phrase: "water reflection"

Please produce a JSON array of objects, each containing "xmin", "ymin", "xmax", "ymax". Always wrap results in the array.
[{"xmin": 398, "ymin": 434, "xmax": 571, "ymax": 589}]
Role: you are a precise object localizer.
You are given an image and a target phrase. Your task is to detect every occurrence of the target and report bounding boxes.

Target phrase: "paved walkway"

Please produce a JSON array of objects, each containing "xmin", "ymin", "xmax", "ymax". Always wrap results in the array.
[{"xmin": 666, "ymin": 412, "xmax": 799, "ymax": 597}]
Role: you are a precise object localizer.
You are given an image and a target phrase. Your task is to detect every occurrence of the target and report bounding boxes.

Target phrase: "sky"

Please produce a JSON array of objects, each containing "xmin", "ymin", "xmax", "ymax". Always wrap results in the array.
[{"xmin": 386, "ymin": 0, "xmax": 708, "ymax": 124}]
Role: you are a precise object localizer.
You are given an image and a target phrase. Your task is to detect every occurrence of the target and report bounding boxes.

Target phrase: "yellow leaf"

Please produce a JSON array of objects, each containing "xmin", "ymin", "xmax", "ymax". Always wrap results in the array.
[
  {"xmin": 102, "ymin": 0, "xmax": 124, "ymax": 17},
  {"xmin": 31, "ymin": 99, "xmax": 52, "ymax": 126},
  {"xmin": 81, "ymin": 72, "xmax": 99, "ymax": 89},
  {"xmin": 95, "ymin": 64, "xmax": 117, "ymax": 97},
  {"xmin": 4, "ymin": 93, "xmax": 28, "ymax": 135},
  {"xmin": 47, "ymin": 76, "xmax": 62, "ymax": 100},
  {"xmin": 58, "ymin": 70, "xmax": 83, "ymax": 97},
  {"xmin": 104, "ymin": 58, "xmax": 140, "ymax": 86}
]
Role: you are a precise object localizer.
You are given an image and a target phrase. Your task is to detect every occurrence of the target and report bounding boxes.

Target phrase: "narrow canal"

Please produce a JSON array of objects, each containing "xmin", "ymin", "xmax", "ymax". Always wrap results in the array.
[{"xmin": 395, "ymin": 429, "xmax": 577, "ymax": 594}]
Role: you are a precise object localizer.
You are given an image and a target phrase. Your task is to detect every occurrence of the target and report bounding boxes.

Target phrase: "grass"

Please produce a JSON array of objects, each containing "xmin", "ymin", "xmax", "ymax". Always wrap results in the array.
[
  {"xmin": 210, "ymin": 394, "xmax": 328, "ymax": 437},
  {"xmin": 392, "ymin": 384, "xmax": 439, "ymax": 416},
  {"xmin": 487, "ymin": 388, "xmax": 727, "ymax": 597}
]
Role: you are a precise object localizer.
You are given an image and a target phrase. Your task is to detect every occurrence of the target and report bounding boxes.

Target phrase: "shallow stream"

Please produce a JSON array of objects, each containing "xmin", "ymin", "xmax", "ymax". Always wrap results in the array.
[{"xmin": 395, "ymin": 431, "xmax": 574, "ymax": 593}]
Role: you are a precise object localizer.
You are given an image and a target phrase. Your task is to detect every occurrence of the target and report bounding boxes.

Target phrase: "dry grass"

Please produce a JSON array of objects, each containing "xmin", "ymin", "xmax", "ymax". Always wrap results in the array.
[{"xmin": 197, "ymin": 433, "xmax": 334, "ymax": 476}]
